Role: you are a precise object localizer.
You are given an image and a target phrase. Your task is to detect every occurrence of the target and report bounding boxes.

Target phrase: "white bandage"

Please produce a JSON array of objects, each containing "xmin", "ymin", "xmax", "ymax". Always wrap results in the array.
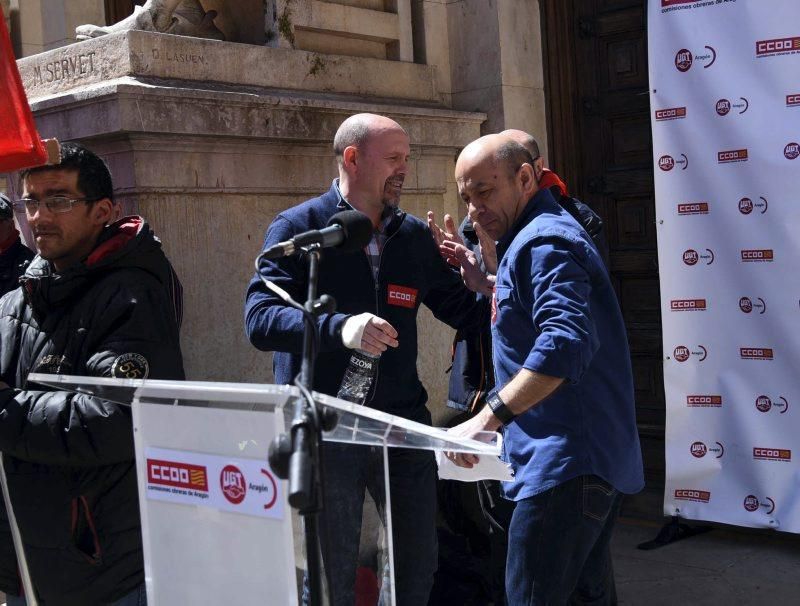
[{"xmin": 341, "ymin": 312, "xmax": 377, "ymax": 349}]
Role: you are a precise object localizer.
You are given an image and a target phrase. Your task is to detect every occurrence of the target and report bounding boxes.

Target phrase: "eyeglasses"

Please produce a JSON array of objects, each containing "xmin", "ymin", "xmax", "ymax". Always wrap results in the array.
[{"xmin": 13, "ymin": 195, "xmax": 99, "ymax": 215}]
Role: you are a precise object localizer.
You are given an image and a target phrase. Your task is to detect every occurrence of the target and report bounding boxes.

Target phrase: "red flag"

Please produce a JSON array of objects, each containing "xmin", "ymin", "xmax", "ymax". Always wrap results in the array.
[{"xmin": 0, "ymin": 6, "xmax": 57, "ymax": 172}]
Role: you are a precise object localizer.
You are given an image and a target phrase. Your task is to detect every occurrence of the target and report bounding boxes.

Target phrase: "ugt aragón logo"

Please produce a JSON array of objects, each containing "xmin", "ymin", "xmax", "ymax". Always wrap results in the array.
[
  {"xmin": 659, "ymin": 154, "xmax": 688, "ymax": 171},
  {"xmin": 675, "ymin": 46, "xmax": 716, "ymax": 71}
]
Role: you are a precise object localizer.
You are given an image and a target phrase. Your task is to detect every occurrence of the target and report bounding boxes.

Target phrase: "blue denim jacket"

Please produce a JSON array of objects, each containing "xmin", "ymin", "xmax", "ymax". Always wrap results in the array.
[{"xmin": 493, "ymin": 188, "xmax": 644, "ymax": 500}]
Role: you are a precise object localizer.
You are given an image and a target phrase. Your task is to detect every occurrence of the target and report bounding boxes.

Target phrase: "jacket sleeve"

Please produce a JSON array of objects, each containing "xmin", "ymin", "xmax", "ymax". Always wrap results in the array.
[
  {"xmin": 0, "ymin": 276, "xmax": 184, "ymax": 467},
  {"xmin": 420, "ymin": 228, "xmax": 488, "ymax": 331},
  {"xmin": 518, "ymin": 233, "xmax": 600, "ymax": 383},
  {"xmin": 244, "ymin": 215, "xmax": 350, "ymax": 354}
]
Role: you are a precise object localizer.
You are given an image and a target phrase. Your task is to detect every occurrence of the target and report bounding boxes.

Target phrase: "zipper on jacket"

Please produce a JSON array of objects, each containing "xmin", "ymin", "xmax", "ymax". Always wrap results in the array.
[{"xmin": 70, "ymin": 496, "xmax": 103, "ymax": 565}]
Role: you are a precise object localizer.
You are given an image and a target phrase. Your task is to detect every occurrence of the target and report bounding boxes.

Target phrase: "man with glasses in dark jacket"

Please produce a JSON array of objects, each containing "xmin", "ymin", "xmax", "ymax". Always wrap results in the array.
[{"xmin": 0, "ymin": 142, "xmax": 184, "ymax": 606}]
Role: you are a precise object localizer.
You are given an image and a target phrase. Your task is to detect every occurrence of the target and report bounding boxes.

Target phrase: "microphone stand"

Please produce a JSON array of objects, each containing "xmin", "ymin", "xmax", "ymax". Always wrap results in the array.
[{"xmin": 262, "ymin": 245, "xmax": 337, "ymax": 606}]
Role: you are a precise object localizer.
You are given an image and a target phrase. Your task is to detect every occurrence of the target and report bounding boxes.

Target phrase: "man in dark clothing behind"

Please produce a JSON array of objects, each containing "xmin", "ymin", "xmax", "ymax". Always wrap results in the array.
[
  {"xmin": 0, "ymin": 193, "xmax": 34, "ymax": 297},
  {"xmin": 0, "ymin": 142, "xmax": 184, "ymax": 606}
]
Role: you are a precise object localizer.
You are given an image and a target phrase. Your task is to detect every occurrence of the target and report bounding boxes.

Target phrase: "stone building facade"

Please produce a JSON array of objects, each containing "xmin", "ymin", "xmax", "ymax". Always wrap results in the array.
[{"xmin": 2, "ymin": 0, "xmax": 548, "ymax": 425}]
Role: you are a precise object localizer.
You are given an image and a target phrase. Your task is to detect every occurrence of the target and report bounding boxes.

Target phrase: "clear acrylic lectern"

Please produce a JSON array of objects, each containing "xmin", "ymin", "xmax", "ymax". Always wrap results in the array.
[{"xmin": 28, "ymin": 374, "xmax": 500, "ymax": 606}]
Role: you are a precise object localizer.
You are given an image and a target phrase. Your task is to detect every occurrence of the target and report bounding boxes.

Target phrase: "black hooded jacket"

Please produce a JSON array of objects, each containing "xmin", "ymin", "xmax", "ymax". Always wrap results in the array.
[
  {"xmin": 0, "ymin": 236, "xmax": 34, "ymax": 298},
  {"xmin": 0, "ymin": 217, "xmax": 184, "ymax": 604}
]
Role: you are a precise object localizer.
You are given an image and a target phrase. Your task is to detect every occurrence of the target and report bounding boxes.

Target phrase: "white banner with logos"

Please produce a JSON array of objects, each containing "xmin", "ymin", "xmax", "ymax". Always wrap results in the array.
[{"xmin": 649, "ymin": 0, "xmax": 800, "ymax": 532}]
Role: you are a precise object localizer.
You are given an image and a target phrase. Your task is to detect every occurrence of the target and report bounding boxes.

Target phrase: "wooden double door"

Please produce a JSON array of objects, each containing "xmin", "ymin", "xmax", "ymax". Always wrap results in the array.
[{"xmin": 542, "ymin": 0, "xmax": 664, "ymax": 516}]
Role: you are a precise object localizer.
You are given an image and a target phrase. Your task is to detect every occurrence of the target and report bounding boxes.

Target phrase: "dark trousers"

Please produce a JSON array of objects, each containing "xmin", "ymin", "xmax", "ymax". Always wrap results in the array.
[
  {"xmin": 506, "ymin": 475, "xmax": 621, "ymax": 606},
  {"xmin": 308, "ymin": 443, "xmax": 438, "ymax": 606}
]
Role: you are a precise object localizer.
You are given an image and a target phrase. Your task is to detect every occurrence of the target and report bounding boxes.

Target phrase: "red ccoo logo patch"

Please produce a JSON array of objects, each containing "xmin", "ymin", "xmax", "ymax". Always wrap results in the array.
[
  {"xmin": 687, "ymin": 395, "xmax": 722, "ymax": 408},
  {"xmin": 787, "ymin": 94, "xmax": 800, "ymax": 107},
  {"xmin": 678, "ymin": 202, "xmax": 709, "ymax": 215},
  {"xmin": 753, "ymin": 448, "xmax": 791, "ymax": 462},
  {"xmin": 387, "ymin": 284, "xmax": 418, "ymax": 309},
  {"xmin": 718, "ymin": 149, "xmax": 748, "ymax": 163},
  {"xmin": 675, "ymin": 489, "xmax": 710, "ymax": 503},
  {"xmin": 655, "ymin": 107, "xmax": 687, "ymax": 121},
  {"xmin": 741, "ymin": 249, "xmax": 773, "ymax": 262},
  {"xmin": 740, "ymin": 348, "xmax": 773, "ymax": 360},
  {"xmin": 756, "ymin": 37, "xmax": 800, "ymax": 57},
  {"xmin": 670, "ymin": 299, "xmax": 706, "ymax": 311},
  {"xmin": 220, "ymin": 464, "xmax": 247, "ymax": 504},
  {"xmin": 147, "ymin": 459, "xmax": 209, "ymax": 491}
]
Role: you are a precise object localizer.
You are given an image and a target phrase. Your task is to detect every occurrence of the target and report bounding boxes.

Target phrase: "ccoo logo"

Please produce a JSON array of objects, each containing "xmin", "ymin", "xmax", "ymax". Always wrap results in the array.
[
  {"xmin": 718, "ymin": 149, "xmax": 748, "ymax": 163},
  {"xmin": 753, "ymin": 447, "xmax": 791, "ymax": 462},
  {"xmin": 687, "ymin": 395, "xmax": 721, "ymax": 408},
  {"xmin": 741, "ymin": 249, "xmax": 773, "ymax": 262},
  {"xmin": 678, "ymin": 202, "xmax": 709, "ymax": 215},
  {"xmin": 756, "ymin": 37, "xmax": 800, "ymax": 57},
  {"xmin": 670, "ymin": 299, "xmax": 706, "ymax": 311},
  {"xmin": 674, "ymin": 489, "xmax": 711, "ymax": 503},
  {"xmin": 655, "ymin": 107, "xmax": 687, "ymax": 121},
  {"xmin": 740, "ymin": 348, "xmax": 774, "ymax": 360}
]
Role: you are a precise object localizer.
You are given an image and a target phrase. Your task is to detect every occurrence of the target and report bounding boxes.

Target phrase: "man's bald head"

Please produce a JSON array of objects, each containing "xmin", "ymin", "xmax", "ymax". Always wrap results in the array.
[
  {"xmin": 457, "ymin": 134, "xmax": 535, "ymax": 180},
  {"xmin": 455, "ymin": 134, "xmax": 537, "ymax": 240},
  {"xmin": 333, "ymin": 113, "xmax": 407, "ymax": 164},
  {"xmin": 500, "ymin": 129, "xmax": 545, "ymax": 181},
  {"xmin": 333, "ymin": 113, "xmax": 411, "ymax": 220}
]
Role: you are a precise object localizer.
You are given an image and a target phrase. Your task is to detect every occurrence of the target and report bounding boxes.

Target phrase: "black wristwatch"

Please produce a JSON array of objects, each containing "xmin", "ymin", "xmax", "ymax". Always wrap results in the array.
[{"xmin": 486, "ymin": 392, "xmax": 516, "ymax": 425}]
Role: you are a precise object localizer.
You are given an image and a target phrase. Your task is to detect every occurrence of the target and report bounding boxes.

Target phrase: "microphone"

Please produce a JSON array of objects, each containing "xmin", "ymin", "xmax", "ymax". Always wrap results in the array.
[{"xmin": 262, "ymin": 210, "xmax": 373, "ymax": 260}]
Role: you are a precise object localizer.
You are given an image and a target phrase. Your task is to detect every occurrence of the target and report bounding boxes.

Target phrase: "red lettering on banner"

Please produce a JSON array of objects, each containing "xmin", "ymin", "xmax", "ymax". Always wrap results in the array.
[
  {"xmin": 718, "ymin": 149, "xmax": 748, "ymax": 163},
  {"xmin": 741, "ymin": 249, "xmax": 774, "ymax": 262},
  {"xmin": 756, "ymin": 37, "xmax": 800, "ymax": 57},
  {"xmin": 687, "ymin": 395, "xmax": 722, "ymax": 408},
  {"xmin": 147, "ymin": 459, "xmax": 209, "ymax": 491},
  {"xmin": 674, "ymin": 489, "xmax": 711, "ymax": 503},
  {"xmin": 753, "ymin": 448, "xmax": 791, "ymax": 462},
  {"xmin": 655, "ymin": 107, "xmax": 687, "ymax": 121},
  {"xmin": 661, "ymin": 0, "xmax": 694, "ymax": 6},
  {"xmin": 387, "ymin": 284, "xmax": 418, "ymax": 309},
  {"xmin": 740, "ymin": 348, "xmax": 774, "ymax": 360},
  {"xmin": 677, "ymin": 202, "xmax": 709, "ymax": 215},
  {"xmin": 670, "ymin": 299, "xmax": 706, "ymax": 311}
]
